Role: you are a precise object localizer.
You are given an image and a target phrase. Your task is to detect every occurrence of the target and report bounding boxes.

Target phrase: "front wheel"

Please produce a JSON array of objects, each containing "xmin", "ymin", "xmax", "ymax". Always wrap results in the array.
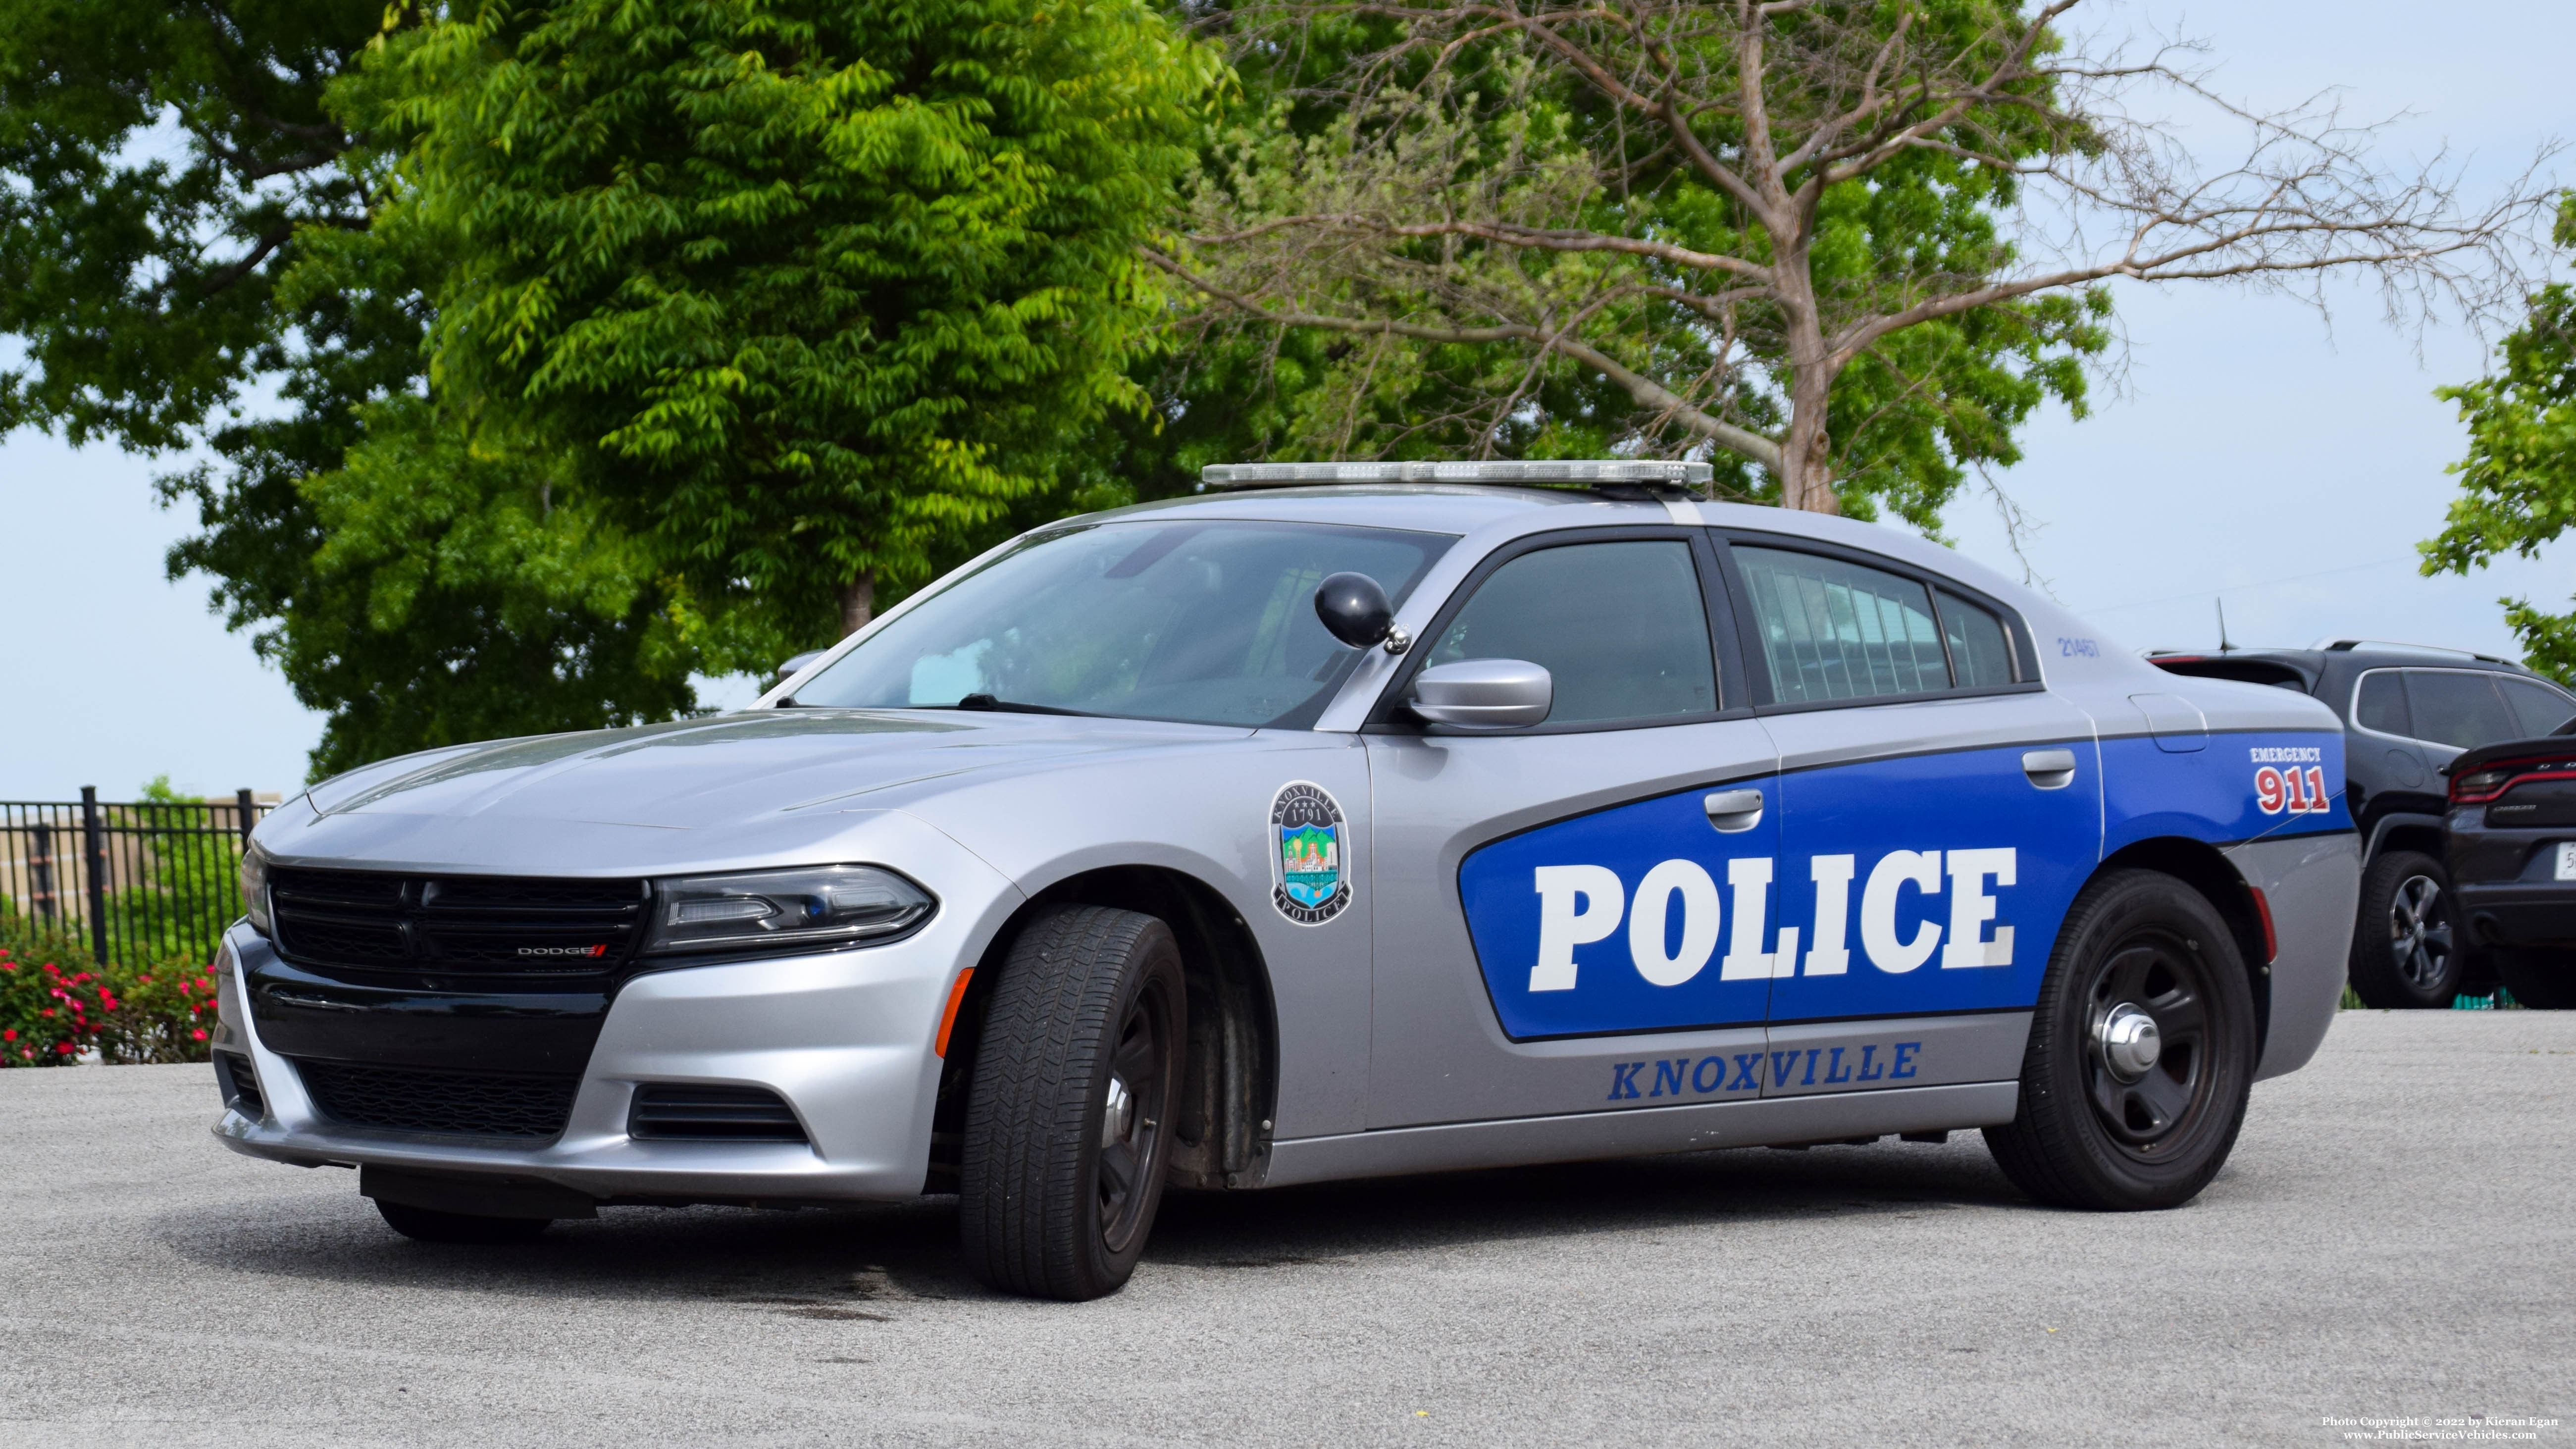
[
  {"xmin": 2491, "ymin": 948, "xmax": 2576, "ymax": 1008},
  {"xmin": 1984, "ymin": 870, "xmax": 2257, "ymax": 1210},
  {"xmin": 2347, "ymin": 851, "xmax": 2466, "ymax": 1008},
  {"xmin": 958, "ymin": 905, "xmax": 1187, "ymax": 1300}
]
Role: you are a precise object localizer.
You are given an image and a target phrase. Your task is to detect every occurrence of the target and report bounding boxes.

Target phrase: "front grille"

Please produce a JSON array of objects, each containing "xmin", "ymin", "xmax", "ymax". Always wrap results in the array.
[
  {"xmin": 214, "ymin": 1051, "xmax": 265, "ymax": 1119},
  {"xmin": 269, "ymin": 867, "xmax": 648, "ymax": 975},
  {"xmin": 629, "ymin": 1084, "xmax": 809, "ymax": 1142},
  {"xmin": 297, "ymin": 1060, "xmax": 580, "ymax": 1139}
]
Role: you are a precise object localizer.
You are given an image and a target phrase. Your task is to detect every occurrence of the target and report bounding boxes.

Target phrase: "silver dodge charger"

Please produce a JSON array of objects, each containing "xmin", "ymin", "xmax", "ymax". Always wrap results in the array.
[{"xmin": 211, "ymin": 462, "xmax": 2359, "ymax": 1299}]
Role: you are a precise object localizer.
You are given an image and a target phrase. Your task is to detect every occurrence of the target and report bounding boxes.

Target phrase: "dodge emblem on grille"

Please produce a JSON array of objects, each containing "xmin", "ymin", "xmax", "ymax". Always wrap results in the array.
[{"xmin": 515, "ymin": 944, "xmax": 611, "ymax": 957}]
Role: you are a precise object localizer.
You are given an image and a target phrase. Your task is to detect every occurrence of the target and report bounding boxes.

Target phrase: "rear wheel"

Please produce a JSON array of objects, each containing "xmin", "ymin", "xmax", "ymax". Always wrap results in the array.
[
  {"xmin": 2348, "ymin": 851, "xmax": 2466, "ymax": 1008},
  {"xmin": 1985, "ymin": 870, "xmax": 2257, "ymax": 1210},
  {"xmin": 958, "ymin": 905, "xmax": 1187, "ymax": 1300},
  {"xmin": 374, "ymin": 1198, "xmax": 552, "ymax": 1244},
  {"xmin": 2491, "ymin": 948, "xmax": 2576, "ymax": 1008}
]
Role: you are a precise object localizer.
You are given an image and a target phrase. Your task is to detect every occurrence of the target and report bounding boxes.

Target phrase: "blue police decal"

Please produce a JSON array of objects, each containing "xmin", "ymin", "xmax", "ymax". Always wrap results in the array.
[
  {"xmin": 2098, "ymin": 729, "xmax": 2350, "ymax": 856},
  {"xmin": 1460, "ymin": 733, "xmax": 2347, "ymax": 1041}
]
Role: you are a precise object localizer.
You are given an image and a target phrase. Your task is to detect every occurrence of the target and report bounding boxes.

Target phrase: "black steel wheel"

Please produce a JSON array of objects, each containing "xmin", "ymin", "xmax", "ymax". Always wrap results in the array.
[
  {"xmin": 2347, "ymin": 851, "xmax": 2466, "ymax": 1008},
  {"xmin": 2491, "ymin": 948, "xmax": 2576, "ymax": 1008},
  {"xmin": 374, "ymin": 1198, "xmax": 552, "ymax": 1244},
  {"xmin": 1985, "ymin": 870, "xmax": 2257, "ymax": 1210},
  {"xmin": 958, "ymin": 904, "xmax": 1187, "ymax": 1300}
]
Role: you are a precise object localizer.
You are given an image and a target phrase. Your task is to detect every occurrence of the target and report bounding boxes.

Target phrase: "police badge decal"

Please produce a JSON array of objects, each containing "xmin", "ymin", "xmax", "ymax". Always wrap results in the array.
[{"xmin": 1268, "ymin": 781, "xmax": 1351, "ymax": 925}]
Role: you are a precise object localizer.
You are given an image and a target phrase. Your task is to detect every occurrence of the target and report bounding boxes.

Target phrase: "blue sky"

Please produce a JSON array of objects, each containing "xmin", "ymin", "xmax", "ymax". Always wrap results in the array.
[{"xmin": 1, "ymin": 0, "xmax": 2568, "ymax": 800}]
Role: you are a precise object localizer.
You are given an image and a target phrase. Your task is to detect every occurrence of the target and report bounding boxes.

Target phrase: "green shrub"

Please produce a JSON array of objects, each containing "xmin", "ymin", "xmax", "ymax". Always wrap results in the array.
[{"xmin": 0, "ymin": 914, "xmax": 220, "ymax": 1067}]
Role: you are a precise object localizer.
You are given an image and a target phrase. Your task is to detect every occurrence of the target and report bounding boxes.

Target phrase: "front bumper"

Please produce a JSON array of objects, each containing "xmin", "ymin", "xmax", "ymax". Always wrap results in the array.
[{"xmin": 210, "ymin": 845, "xmax": 1020, "ymax": 1205}]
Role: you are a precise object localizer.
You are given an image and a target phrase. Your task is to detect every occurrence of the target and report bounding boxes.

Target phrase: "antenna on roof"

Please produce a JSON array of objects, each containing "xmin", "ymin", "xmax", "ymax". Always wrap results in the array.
[{"xmin": 2216, "ymin": 598, "xmax": 2233, "ymax": 654}]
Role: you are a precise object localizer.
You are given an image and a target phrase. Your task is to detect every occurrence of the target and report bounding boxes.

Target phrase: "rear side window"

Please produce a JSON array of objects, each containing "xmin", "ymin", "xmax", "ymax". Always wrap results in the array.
[
  {"xmin": 2499, "ymin": 676, "xmax": 2576, "ymax": 737},
  {"xmin": 2353, "ymin": 672, "xmax": 2412, "ymax": 737},
  {"xmin": 1736, "ymin": 547, "xmax": 2027, "ymax": 705},
  {"xmin": 1426, "ymin": 540, "xmax": 1717, "ymax": 724},
  {"xmin": 2403, "ymin": 671, "xmax": 2520, "ymax": 750},
  {"xmin": 1939, "ymin": 590, "xmax": 2017, "ymax": 688}
]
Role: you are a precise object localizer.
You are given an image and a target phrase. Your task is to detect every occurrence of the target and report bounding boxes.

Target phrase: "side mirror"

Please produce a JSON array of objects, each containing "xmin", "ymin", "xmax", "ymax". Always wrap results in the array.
[
  {"xmin": 1409, "ymin": 659, "xmax": 1552, "ymax": 728},
  {"xmin": 1314, "ymin": 572, "xmax": 1409, "ymax": 654},
  {"xmin": 772, "ymin": 650, "xmax": 826, "ymax": 687}
]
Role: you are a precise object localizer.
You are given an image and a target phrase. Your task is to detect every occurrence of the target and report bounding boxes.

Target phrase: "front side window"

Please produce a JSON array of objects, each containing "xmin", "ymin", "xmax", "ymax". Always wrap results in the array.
[
  {"xmin": 1423, "ymin": 539, "xmax": 1717, "ymax": 725},
  {"xmin": 2402, "ymin": 671, "xmax": 2521, "ymax": 751},
  {"xmin": 1735, "ymin": 547, "xmax": 1958, "ymax": 704},
  {"xmin": 788, "ymin": 520, "xmax": 1451, "ymax": 727}
]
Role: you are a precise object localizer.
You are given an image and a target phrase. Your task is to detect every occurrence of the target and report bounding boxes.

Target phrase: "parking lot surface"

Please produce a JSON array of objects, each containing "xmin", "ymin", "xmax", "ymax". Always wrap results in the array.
[{"xmin": 1, "ymin": 1011, "xmax": 2570, "ymax": 1449}]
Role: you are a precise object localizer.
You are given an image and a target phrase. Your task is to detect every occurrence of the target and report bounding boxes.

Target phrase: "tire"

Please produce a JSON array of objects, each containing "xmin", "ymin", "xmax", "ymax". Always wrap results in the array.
[
  {"xmin": 2491, "ymin": 948, "xmax": 2576, "ymax": 1009},
  {"xmin": 2347, "ymin": 851, "xmax": 2467, "ymax": 1008},
  {"xmin": 958, "ymin": 905, "xmax": 1188, "ymax": 1300},
  {"xmin": 1984, "ymin": 870, "xmax": 2258, "ymax": 1211},
  {"xmin": 375, "ymin": 1198, "xmax": 552, "ymax": 1244}
]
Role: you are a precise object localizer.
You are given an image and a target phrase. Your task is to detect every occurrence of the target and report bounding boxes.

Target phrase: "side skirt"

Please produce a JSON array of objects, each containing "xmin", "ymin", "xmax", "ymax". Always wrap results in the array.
[{"xmin": 1256, "ymin": 1081, "xmax": 2018, "ymax": 1188}]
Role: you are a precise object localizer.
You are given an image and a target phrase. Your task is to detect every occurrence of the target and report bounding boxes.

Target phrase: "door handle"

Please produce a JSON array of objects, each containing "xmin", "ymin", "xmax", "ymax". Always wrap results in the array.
[
  {"xmin": 1703, "ymin": 788, "xmax": 1765, "ymax": 832},
  {"xmin": 2022, "ymin": 748, "xmax": 2078, "ymax": 790}
]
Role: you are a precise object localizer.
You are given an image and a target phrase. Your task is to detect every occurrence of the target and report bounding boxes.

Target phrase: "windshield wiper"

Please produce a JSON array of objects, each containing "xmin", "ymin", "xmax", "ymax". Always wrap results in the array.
[{"xmin": 944, "ymin": 693, "xmax": 1093, "ymax": 717}]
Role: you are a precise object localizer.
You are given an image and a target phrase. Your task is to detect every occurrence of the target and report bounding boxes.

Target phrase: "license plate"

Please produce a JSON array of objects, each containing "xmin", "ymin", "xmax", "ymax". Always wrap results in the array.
[{"xmin": 2556, "ymin": 843, "xmax": 2576, "ymax": 880}]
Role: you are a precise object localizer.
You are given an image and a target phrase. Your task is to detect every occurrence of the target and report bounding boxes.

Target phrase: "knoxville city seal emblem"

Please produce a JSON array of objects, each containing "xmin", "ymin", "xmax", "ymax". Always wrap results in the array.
[{"xmin": 1269, "ymin": 780, "xmax": 1351, "ymax": 925}]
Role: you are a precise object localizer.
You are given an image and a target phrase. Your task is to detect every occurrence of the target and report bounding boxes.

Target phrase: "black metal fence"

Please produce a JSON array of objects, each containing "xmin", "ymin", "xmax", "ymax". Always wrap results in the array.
[{"xmin": 0, "ymin": 789, "xmax": 274, "ymax": 967}]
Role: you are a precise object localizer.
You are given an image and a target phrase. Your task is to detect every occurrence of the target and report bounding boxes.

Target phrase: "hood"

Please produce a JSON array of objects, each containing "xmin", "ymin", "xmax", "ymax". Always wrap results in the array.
[{"xmin": 301, "ymin": 709, "xmax": 1254, "ymax": 830}]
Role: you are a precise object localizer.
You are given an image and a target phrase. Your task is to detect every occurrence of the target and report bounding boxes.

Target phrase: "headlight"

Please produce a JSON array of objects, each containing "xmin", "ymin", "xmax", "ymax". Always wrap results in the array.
[
  {"xmin": 239, "ymin": 846, "xmax": 273, "ymax": 936},
  {"xmin": 642, "ymin": 865, "xmax": 934, "ymax": 956}
]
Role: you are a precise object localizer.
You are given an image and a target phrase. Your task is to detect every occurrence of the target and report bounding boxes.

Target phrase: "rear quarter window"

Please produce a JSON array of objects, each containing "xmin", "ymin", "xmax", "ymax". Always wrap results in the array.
[{"xmin": 2353, "ymin": 672, "xmax": 2412, "ymax": 736}]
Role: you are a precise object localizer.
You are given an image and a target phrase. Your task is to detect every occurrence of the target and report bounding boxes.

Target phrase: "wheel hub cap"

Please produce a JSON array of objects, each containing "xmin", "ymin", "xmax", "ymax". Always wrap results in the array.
[
  {"xmin": 2096, "ymin": 1003, "xmax": 2161, "ymax": 1083},
  {"xmin": 1100, "ymin": 1075, "xmax": 1135, "ymax": 1149}
]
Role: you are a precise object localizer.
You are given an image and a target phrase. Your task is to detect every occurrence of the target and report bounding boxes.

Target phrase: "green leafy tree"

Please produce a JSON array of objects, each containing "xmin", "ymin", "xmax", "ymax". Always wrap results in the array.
[
  {"xmin": 0, "ymin": 0, "xmax": 701, "ymax": 777},
  {"xmin": 2424, "ymin": 194, "xmax": 2576, "ymax": 683},
  {"xmin": 373, "ymin": 0, "xmax": 1215, "ymax": 650},
  {"xmin": 1164, "ymin": 0, "xmax": 2538, "ymax": 522}
]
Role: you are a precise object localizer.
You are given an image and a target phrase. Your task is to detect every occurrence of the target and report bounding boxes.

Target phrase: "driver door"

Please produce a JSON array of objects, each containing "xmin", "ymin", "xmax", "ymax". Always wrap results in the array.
[{"xmin": 1365, "ymin": 528, "xmax": 1783, "ymax": 1128}]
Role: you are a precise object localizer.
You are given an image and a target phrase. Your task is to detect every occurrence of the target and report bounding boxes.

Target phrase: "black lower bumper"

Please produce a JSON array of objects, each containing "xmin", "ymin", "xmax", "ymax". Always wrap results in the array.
[{"xmin": 2455, "ymin": 885, "xmax": 2576, "ymax": 949}]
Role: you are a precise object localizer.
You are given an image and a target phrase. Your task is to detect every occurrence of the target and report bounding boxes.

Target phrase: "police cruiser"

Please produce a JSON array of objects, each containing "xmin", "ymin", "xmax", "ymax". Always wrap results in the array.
[{"xmin": 211, "ymin": 461, "xmax": 2359, "ymax": 1300}]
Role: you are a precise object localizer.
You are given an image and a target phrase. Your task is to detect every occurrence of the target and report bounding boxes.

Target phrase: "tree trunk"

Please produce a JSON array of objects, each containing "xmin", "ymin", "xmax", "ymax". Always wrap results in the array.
[
  {"xmin": 1780, "ymin": 362, "xmax": 1841, "ymax": 515},
  {"xmin": 1772, "ymin": 253, "xmax": 1843, "ymax": 516},
  {"xmin": 839, "ymin": 569, "xmax": 876, "ymax": 638}
]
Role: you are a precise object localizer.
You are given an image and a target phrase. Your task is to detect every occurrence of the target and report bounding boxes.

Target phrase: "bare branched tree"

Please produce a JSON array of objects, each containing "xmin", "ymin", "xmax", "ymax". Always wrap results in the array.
[{"xmin": 1158, "ymin": 0, "xmax": 2554, "ymax": 514}]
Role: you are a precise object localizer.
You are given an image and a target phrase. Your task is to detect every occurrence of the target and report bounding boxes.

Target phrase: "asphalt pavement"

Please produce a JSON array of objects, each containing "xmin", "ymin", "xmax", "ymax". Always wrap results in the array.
[{"xmin": 2, "ymin": 1011, "xmax": 2570, "ymax": 1449}]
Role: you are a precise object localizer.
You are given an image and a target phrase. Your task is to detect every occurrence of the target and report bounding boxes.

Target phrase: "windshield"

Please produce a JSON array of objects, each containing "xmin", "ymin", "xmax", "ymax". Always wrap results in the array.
[{"xmin": 786, "ymin": 519, "xmax": 1454, "ymax": 728}]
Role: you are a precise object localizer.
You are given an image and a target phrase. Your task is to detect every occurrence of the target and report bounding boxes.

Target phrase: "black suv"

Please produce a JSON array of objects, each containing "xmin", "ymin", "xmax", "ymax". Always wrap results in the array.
[{"xmin": 2151, "ymin": 639, "xmax": 2576, "ymax": 1007}]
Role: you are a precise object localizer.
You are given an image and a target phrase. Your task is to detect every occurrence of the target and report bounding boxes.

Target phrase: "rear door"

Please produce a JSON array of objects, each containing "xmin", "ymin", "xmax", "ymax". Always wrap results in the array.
[
  {"xmin": 1718, "ymin": 537, "xmax": 2102, "ymax": 1099},
  {"xmin": 1365, "ymin": 527, "xmax": 1782, "ymax": 1128}
]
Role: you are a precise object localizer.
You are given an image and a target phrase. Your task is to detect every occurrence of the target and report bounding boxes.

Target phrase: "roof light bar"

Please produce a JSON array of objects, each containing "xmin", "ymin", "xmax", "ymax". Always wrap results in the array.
[{"xmin": 1201, "ymin": 460, "xmax": 1713, "ymax": 488}]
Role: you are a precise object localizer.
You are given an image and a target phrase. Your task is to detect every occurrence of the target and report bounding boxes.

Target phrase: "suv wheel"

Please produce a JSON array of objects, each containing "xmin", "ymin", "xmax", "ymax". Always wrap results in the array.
[
  {"xmin": 2349, "ymin": 851, "xmax": 2466, "ymax": 1008},
  {"xmin": 1984, "ymin": 870, "xmax": 2257, "ymax": 1210},
  {"xmin": 2490, "ymin": 948, "xmax": 2576, "ymax": 1009},
  {"xmin": 958, "ymin": 904, "xmax": 1187, "ymax": 1300}
]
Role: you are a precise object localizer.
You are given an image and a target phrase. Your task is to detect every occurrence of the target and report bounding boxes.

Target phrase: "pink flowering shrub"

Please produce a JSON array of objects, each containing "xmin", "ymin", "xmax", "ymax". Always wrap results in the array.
[{"xmin": 0, "ymin": 916, "xmax": 219, "ymax": 1067}]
